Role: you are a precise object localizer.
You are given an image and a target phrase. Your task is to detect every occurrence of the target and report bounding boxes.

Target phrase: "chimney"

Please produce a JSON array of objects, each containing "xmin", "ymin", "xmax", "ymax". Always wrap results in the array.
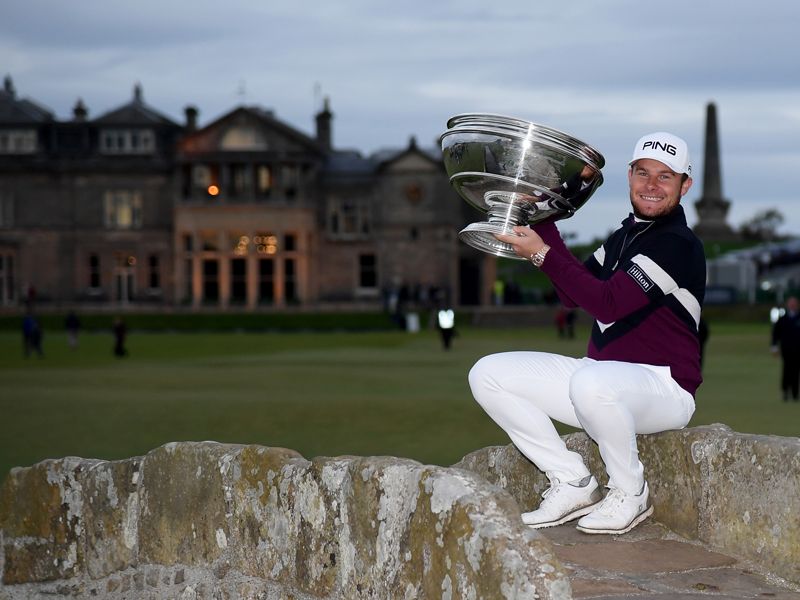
[
  {"xmin": 3, "ymin": 75, "xmax": 15, "ymax": 97},
  {"xmin": 315, "ymin": 96, "xmax": 333, "ymax": 151},
  {"xmin": 133, "ymin": 82, "xmax": 143, "ymax": 103},
  {"xmin": 72, "ymin": 98, "xmax": 88, "ymax": 122},
  {"xmin": 184, "ymin": 105, "xmax": 198, "ymax": 131}
]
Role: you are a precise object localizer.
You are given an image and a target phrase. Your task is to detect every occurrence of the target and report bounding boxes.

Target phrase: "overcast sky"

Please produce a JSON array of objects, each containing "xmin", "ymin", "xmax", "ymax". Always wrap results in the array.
[{"xmin": 3, "ymin": 0, "xmax": 799, "ymax": 243}]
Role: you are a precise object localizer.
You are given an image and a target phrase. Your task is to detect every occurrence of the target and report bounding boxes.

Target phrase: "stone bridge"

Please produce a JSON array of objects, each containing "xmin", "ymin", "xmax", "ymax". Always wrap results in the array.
[{"xmin": 0, "ymin": 424, "xmax": 798, "ymax": 599}]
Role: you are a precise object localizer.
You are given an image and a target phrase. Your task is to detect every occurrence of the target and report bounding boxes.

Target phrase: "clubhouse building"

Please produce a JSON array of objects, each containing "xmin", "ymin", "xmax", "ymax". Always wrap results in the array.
[{"xmin": 0, "ymin": 76, "xmax": 494, "ymax": 312}]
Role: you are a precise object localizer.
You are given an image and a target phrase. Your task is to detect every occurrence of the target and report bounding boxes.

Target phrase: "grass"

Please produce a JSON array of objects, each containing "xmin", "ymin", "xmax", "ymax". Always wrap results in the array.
[{"xmin": 1, "ymin": 320, "xmax": 796, "ymax": 487}]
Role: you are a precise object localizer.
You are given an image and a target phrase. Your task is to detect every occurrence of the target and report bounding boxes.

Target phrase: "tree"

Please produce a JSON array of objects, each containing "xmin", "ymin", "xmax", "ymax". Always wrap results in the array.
[{"xmin": 739, "ymin": 209, "xmax": 785, "ymax": 241}]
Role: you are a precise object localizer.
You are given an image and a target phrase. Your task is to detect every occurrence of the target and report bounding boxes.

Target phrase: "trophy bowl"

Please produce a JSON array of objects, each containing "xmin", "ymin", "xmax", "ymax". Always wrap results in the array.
[{"xmin": 440, "ymin": 113, "xmax": 605, "ymax": 259}]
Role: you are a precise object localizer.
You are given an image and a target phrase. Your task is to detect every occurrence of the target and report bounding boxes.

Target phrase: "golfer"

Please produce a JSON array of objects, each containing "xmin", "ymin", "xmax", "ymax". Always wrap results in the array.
[{"xmin": 469, "ymin": 132, "xmax": 706, "ymax": 534}]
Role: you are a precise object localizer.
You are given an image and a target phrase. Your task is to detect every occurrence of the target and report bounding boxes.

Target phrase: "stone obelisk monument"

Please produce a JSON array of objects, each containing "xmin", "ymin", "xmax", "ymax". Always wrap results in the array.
[{"xmin": 693, "ymin": 102, "xmax": 738, "ymax": 241}]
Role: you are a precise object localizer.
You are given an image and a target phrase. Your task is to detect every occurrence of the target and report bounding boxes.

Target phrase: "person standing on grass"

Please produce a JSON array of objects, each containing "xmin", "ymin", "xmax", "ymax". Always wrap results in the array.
[
  {"xmin": 65, "ymin": 311, "xmax": 81, "ymax": 349},
  {"xmin": 469, "ymin": 132, "xmax": 705, "ymax": 535},
  {"xmin": 22, "ymin": 312, "xmax": 44, "ymax": 358},
  {"xmin": 771, "ymin": 296, "xmax": 800, "ymax": 401},
  {"xmin": 113, "ymin": 317, "xmax": 128, "ymax": 358}
]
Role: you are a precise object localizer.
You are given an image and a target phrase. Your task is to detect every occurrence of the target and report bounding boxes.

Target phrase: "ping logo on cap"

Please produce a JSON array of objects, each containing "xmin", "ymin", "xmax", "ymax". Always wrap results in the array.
[{"xmin": 641, "ymin": 140, "xmax": 677, "ymax": 156}]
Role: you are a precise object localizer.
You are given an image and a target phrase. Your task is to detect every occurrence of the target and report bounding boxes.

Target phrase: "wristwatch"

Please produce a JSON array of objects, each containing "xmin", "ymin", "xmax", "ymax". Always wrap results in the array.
[{"xmin": 530, "ymin": 244, "xmax": 550, "ymax": 267}]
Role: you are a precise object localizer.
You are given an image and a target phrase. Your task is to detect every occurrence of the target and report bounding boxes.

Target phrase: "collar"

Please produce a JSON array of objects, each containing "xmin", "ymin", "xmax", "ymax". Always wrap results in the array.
[{"xmin": 622, "ymin": 204, "xmax": 687, "ymax": 229}]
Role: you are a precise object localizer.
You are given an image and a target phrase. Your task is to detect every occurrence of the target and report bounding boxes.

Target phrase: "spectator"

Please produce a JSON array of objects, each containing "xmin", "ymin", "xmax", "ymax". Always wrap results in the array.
[
  {"xmin": 65, "ymin": 311, "xmax": 81, "ymax": 349},
  {"xmin": 771, "ymin": 296, "xmax": 800, "ymax": 401}
]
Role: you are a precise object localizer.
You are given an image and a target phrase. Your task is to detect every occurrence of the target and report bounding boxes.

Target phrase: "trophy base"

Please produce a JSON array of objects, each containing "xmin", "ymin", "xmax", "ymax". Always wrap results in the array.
[{"xmin": 458, "ymin": 222, "xmax": 526, "ymax": 260}]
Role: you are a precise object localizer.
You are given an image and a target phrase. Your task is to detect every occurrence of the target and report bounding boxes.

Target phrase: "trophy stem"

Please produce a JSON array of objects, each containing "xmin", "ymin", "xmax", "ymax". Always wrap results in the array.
[
  {"xmin": 484, "ymin": 191, "xmax": 530, "ymax": 232},
  {"xmin": 457, "ymin": 191, "xmax": 531, "ymax": 260}
]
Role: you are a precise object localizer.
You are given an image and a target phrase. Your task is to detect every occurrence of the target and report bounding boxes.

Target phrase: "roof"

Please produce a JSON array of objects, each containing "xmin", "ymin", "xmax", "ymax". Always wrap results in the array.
[
  {"xmin": 93, "ymin": 83, "xmax": 179, "ymax": 127},
  {"xmin": 0, "ymin": 76, "xmax": 54, "ymax": 125}
]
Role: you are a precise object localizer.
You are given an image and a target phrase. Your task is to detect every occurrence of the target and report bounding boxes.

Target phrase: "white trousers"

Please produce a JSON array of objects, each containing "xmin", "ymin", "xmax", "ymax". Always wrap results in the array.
[{"xmin": 468, "ymin": 352, "xmax": 695, "ymax": 494}]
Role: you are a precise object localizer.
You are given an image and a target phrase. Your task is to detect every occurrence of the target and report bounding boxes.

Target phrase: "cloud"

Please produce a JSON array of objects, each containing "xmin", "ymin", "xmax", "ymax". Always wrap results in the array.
[{"xmin": 2, "ymin": 0, "xmax": 799, "ymax": 242}]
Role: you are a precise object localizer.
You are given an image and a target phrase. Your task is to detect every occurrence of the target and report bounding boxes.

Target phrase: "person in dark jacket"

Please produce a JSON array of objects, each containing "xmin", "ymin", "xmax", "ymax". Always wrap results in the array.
[
  {"xmin": 470, "ymin": 132, "xmax": 705, "ymax": 535},
  {"xmin": 771, "ymin": 296, "xmax": 800, "ymax": 401}
]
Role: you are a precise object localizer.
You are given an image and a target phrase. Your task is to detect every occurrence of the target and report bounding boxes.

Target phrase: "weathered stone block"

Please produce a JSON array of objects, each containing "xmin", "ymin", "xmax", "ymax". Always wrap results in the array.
[
  {"xmin": 79, "ymin": 457, "xmax": 143, "ymax": 579},
  {"xmin": 227, "ymin": 445, "xmax": 310, "ymax": 585},
  {"xmin": 0, "ymin": 457, "xmax": 101, "ymax": 584},
  {"xmin": 137, "ymin": 441, "xmax": 242, "ymax": 566},
  {"xmin": 683, "ymin": 425, "xmax": 800, "ymax": 582}
]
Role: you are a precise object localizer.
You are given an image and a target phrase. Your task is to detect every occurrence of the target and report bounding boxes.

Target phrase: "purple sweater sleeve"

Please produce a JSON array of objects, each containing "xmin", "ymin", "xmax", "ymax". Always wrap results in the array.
[{"xmin": 533, "ymin": 222, "xmax": 650, "ymax": 323}]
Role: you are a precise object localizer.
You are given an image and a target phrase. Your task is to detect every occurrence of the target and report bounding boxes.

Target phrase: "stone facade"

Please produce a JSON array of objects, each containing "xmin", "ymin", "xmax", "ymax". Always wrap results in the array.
[{"xmin": 0, "ymin": 76, "xmax": 492, "ymax": 311}]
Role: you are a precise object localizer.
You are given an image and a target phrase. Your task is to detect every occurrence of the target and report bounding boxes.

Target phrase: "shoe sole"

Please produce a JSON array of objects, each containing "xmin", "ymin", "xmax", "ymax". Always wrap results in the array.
[
  {"xmin": 524, "ymin": 500, "xmax": 603, "ymax": 529},
  {"xmin": 575, "ymin": 505, "xmax": 654, "ymax": 535}
]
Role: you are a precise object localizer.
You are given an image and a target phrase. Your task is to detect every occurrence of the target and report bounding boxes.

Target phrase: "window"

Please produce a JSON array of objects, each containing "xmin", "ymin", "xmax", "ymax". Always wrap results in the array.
[
  {"xmin": 148, "ymin": 255, "xmax": 160, "ymax": 289},
  {"xmin": 231, "ymin": 233, "xmax": 249, "ymax": 255},
  {"xmin": 0, "ymin": 253, "xmax": 15, "ymax": 305},
  {"xmin": 202, "ymin": 259, "xmax": 219, "ymax": 302},
  {"xmin": 255, "ymin": 165, "xmax": 272, "ymax": 196},
  {"xmin": 0, "ymin": 193, "xmax": 13, "ymax": 228},
  {"xmin": 359, "ymin": 254, "xmax": 377, "ymax": 289},
  {"xmin": 184, "ymin": 258, "xmax": 193, "ymax": 302},
  {"xmin": 183, "ymin": 233, "xmax": 194, "ymax": 252},
  {"xmin": 258, "ymin": 259, "xmax": 274, "ymax": 304},
  {"xmin": 283, "ymin": 233, "xmax": 296, "ymax": 252},
  {"xmin": 284, "ymin": 258, "xmax": 297, "ymax": 303},
  {"xmin": 89, "ymin": 254, "xmax": 101, "ymax": 289},
  {"xmin": 254, "ymin": 233, "xmax": 277, "ymax": 255},
  {"xmin": 282, "ymin": 164, "xmax": 299, "ymax": 197},
  {"xmin": 100, "ymin": 129, "xmax": 154, "ymax": 154},
  {"xmin": 230, "ymin": 258, "xmax": 247, "ymax": 304},
  {"xmin": 0, "ymin": 129, "xmax": 37, "ymax": 154},
  {"xmin": 229, "ymin": 164, "xmax": 248, "ymax": 197},
  {"xmin": 328, "ymin": 197, "xmax": 370, "ymax": 239},
  {"xmin": 104, "ymin": 191, "xmax": 143, "ymax": 229}
]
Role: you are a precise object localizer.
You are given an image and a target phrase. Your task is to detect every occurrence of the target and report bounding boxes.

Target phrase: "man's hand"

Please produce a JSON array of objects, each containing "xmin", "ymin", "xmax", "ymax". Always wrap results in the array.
[{"xmin": 495, "ymin": 226, "xmax": 547, "ymax": 261}]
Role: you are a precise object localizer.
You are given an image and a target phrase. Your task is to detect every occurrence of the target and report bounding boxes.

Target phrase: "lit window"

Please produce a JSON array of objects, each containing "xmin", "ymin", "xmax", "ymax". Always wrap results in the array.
[
  {"xmin": 104, "ymin": 191, "xmax": 143, "ymax": 229},
  {"xmin": 254, "ymin": 232, "xmax": 278, "ymax": 255},
  {"xmin": 256, "ymin": 165, "xmax": 272, "ymax": 195}
]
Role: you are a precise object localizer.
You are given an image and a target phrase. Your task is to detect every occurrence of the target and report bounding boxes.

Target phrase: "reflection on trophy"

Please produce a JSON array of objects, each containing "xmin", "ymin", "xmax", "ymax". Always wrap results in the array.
[{"xmin": 440, "ymin": 114, "xmax": 606, "ymax": 259}]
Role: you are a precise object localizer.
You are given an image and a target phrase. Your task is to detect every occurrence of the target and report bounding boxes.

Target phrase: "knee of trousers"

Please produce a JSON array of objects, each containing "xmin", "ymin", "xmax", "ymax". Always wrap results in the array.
[
  {"xmin": 568, "ymin": 365, "xmax": 617, "ymax": 419},
  {"xmin": 468, "ymin": 355, "xmax": 501, "ymax": 409}
]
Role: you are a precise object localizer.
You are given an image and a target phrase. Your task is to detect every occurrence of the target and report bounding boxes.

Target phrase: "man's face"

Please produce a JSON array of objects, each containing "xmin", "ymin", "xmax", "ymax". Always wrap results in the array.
[{"xmin": 628, "ymin": 158, "xmax": 693, "ymax": 219}]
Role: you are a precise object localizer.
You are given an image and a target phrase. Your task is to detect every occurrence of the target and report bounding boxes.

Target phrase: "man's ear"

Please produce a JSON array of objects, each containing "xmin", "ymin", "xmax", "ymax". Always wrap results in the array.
[{"xmin": 680, "ymin": 176, "xmax": 693, "ymax": 197}]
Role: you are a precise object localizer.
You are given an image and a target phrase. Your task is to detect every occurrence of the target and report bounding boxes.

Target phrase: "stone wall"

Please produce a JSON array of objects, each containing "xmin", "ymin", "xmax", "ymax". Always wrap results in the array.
[
  {"xmin": 2, "ymin": 425, "xmax": 798, "ymax": 599},
  {"xmin": 454, "ymin": 423, "xmax": 800, "ymax": 587},
  {"xmin": 0, "ymin": 442, "xmax": 568, "ymax": 600}
]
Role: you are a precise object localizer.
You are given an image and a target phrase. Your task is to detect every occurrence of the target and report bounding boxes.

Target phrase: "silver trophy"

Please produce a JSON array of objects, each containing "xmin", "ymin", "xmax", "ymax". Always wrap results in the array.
[{"xmin": 440, "ymin": 113, "xmax": 605, "ymax": 259}]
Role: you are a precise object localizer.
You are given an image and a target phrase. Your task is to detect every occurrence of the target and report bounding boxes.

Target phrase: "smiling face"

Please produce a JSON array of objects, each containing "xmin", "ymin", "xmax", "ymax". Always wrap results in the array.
[{"xmin": 628, "ymin": 158, "xmax": 693, "ymax": 219}]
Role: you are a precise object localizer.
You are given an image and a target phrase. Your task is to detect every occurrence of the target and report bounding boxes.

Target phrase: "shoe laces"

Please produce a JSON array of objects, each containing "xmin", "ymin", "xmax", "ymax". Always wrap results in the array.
[
  {"xmin": 540, "ymin": 478, "xmax": 565, "ymax": 503},
  {"xmin": 594, "ymin": 487, "xmax": 627, "ymax": 516}
]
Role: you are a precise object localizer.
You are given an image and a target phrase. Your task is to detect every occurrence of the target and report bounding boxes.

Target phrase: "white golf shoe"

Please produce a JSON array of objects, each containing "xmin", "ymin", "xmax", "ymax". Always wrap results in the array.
[
  {"xmin": 576, "ymin": 481, "xmax": 654, "ymax": 535},
  {"xmin": 522, "ymin": 475, "xmax": 602, "ymax": 529}
]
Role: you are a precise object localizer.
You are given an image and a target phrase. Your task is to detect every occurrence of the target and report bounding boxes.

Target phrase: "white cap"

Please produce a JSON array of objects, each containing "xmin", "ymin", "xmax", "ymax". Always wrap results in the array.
[{"xmin": 629, "ymin": 132, "xmax": 692, "ymax": 176}]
